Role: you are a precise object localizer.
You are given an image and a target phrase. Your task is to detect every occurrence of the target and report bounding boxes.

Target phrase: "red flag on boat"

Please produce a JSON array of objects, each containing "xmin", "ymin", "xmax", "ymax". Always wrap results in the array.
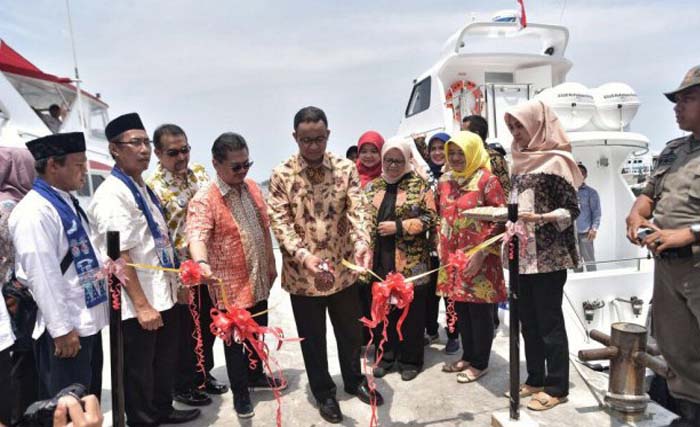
[{"xmin": 517, "ymin": 0, "xmax": 527, "ymax": 28}]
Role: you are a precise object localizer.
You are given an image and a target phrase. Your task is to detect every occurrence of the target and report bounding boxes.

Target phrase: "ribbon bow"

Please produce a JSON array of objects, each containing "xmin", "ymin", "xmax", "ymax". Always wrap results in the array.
[
  {"xmin": 210, "ymin": 306, "xmax": 297, "ymax": 427},
  {"xmin": 99, "ymin": 258, "xmax": 129, "ymax": 310},
  {"xmin": 504, "ymin": 220, "xmax": 529, "ymax": 258},
  {"xmin": 178, "ymin": 259, "xmax": 203, "ymax": 286}
]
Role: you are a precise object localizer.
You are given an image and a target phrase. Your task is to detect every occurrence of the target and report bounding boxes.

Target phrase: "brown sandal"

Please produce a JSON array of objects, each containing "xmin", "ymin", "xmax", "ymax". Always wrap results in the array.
[
  {"xmin": 503, "ymin": 384, "xmax": 544, "ymax": 398},
  {"xmin": 442, "ymin": 360, "xmax": 470, "ymax": 373},
  {"xmin": 527, "ymin": 392, "xmax": 568, "ymax": 411}
]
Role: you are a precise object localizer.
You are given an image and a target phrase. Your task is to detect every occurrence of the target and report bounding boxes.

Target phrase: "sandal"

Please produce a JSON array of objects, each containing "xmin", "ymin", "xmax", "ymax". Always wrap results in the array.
[
  {"xmin": 527, "ymin": 392, "xmax": 568, "ymax": 411},
  {"xmin": 456, "ymin": 368, "xmax": 488, "ymax": 383},
  {"xmin": 442, "ymin": 360, "xmax": 470, "ymax": 373},
  {"xmin": 503, "ymin": 384, "xmax": 544, "ymax": 398}
]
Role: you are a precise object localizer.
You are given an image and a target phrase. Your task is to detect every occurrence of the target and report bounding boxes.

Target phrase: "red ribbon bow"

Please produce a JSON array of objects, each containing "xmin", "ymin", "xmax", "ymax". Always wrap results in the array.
[
  {"xmin": 210, "ymin": 307, "xmax": 296, "ymax": 427},
  {"xmin": 178, "ymin": 259, "xmax": 202, "ymax": 286},
  {"xmin": 99, "ymin": 258, "xmax": 129, "ymax": 310},
  {"xmin": 504, "ymin": 220, "xmax": 529, "ymax": 258}
]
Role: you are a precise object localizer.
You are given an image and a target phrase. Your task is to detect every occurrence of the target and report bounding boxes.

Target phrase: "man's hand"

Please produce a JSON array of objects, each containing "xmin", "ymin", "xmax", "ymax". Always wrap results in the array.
[
  {"xmin": 354, "ymin": 245, "xmax": 372, "ymax": 270},
  {"xmin": 625, "ymin": 212, "xmax": 656, "ymax": 244},
  {"xmin": 53, "ymin": 394, "xmax": 103, "ymax": 427},
  {"xmin": 135, "ymin": 305, "xmax": 163, "ymax": 331},
  {"xmin": 464, "ymin": 251, "xmax": 486, "ymax": 278},
  {"xmin": 302, "ymin": 254, "xmax": 324, "ymax": 274},
  {"xmin": 377, "ymin": 221, "xmax": 398, "ymax": 236},
  {"xmin": 54, "ymin": 330, "xmax": 81, "ymax": 358},
  {"xmin": 586, "ymin": 229, "xmax": 597, "ymax": 241},
  {"xmin": 643, "ymin": 228, "xmax": 695, "ymax": 254}
]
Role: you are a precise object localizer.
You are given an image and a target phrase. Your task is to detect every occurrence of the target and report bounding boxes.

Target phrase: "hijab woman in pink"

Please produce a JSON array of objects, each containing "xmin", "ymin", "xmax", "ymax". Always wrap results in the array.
[{"xmin": 504, "ymin": 100, "xmax": 582, "ymax": 411}]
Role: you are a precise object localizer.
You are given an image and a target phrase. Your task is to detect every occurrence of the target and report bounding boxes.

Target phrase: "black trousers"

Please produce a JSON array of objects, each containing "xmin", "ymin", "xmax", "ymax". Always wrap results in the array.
[
  {"xmin": 358, "ymin": 281, "xmax": 373, "ymax": 344},
  {"xmin": 222, "ymin": 300, "xmax": 266, "ymax": 395},
  {"xmin": 455, "ymin": 302, "xmax": 494, "ymax": 370},
  {"xmin": 35, "ymin": 330, "xmax": 103, "ymax": 400},
  {"xmin": 519, "ymin": 270, "xmax": 569, "ymax": 397},
  {"xmin": 0, "ymin": 347, "xmax": 10, "ymax": 426},
  {"xmin": 123, "ymin": 306, "xmax": 179, "ymax": 426},
  {"xmin": 174, "ymin": 287, "xmax": 217, "ymax": 393},
  {"xmin": 424, "ymin": 256, "xmax": 459, "ymax": 340},
  {"xmin": 290, "ymin": 285, "xmax": 364, "ymax": 402},
  {"xmin": 10, "ymin": 349, "xmax": 38, "ymax": 424},
  {"xmin": 373, "ymin": 283, "xmax": 427, "ymax": 370}
]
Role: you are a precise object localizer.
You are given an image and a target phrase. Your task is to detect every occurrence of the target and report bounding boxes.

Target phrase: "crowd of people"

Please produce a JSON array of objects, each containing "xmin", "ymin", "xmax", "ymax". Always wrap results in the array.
[{"xmin": 0, "ymin": 64, "xmax": 699, "ymax": 427}]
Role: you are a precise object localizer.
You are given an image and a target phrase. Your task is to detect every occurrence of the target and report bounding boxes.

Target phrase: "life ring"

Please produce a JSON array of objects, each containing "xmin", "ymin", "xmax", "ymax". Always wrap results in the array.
[{"xmin": 445, "ymin": 80, "xmax": 483, "ymax": 122}]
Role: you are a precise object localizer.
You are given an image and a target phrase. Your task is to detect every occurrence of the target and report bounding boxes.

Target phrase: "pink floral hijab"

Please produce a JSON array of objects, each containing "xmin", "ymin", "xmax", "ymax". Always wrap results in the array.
[{"xmin": 506, "ymin": 100, "xmax": 583, "ymax": 188}]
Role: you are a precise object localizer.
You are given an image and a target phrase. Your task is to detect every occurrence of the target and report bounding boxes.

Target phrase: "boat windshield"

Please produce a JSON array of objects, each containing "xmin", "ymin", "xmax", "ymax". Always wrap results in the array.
[{"xmin": 4, "ymin": 72, "xmax": 76, "ymax": 132}]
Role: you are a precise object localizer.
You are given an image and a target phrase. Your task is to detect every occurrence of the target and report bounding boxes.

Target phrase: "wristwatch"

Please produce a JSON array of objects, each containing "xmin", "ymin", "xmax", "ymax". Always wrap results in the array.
[
  {"xmin": 691, "ymin": 224, "xmax": 700, "ymax": 243},
  {"xmin": 196, "ymin": 259, "xmax": 209, "ymax": 265}
]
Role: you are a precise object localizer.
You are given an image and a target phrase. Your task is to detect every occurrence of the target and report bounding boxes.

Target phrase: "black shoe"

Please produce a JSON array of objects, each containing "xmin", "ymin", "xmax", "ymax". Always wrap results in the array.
[
  {"xmin": 668, "ymin": 399, "xmax": 700, "ymax": 426},
  {"xmin": 233, "ymin": 393, "xmax": 255, "ymax": 418},
  {"xmin": 372, "ymin": 366, "xmax": 387, "ymax": 378},
  {"xmin": 317, "ymin": 397, "xmax": 342, "ymax": 424},
  {"xmin": 401, "ymin": 369, "xmax": 419, "ymax": 381},
  {"xmin": 423, "ymin": 333, "xmax": 439, "ymax": 346},
  {"xmin": 173, "ymin": 389, "xmax": 212, "ymax": 406},
  {"xmin": 445, "ymin": 338, "xmax": 460, "ymax": 355},
  {"xmin": 248, "ymin": 374, "xmax": 288, "ymax": 391},
  {"xmin": 204, "ymin": 374, "xmax": 229, "ymax": 395},
  {"xmin": 159, "ymin": 408, "xmax": 201, "ymax": 424},
  {"xmin": 345, "ymin": 380, "xmax": 384, "ymax": 406}
]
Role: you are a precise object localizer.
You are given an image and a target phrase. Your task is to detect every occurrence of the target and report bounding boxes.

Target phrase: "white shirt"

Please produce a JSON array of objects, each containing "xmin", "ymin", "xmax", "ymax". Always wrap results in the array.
[
  {"xmin": 0, "ymin": 300, "xmax": 14, "ymax": 352},
  {"xmin": 88, "ymin": 175, "xmax": 177, "ymax": 321},
  {"xmin": 9, "ymin": 188, "xmax": 109, "ymax": 339}
]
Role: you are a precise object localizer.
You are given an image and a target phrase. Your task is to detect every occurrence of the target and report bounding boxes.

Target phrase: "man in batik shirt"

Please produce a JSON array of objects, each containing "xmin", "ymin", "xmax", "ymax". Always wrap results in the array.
[
  {"xmin": 268, "ymin": 106, "xmax": 382, "ymax": 424},
  {"xmin": 146, "ymin": 124, "xmax": 226, "ymax": 407},
  {"xmin": 187, "ymin": 132, "xmax": 280, "ymax": 419}
]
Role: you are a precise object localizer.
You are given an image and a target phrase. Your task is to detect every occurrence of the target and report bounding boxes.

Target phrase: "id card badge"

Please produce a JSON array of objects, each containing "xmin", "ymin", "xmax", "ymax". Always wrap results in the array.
[{"xmin": 154, "ymin": 236, "xmax": 175, "ymax": 269}]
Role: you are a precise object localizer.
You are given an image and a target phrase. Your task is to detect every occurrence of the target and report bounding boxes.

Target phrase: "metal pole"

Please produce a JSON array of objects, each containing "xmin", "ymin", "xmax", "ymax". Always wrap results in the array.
[
  {"xmin": 107, "ymin": 231, "xmax": 125, "ymax": 427},
  {"xmin": 507, "ymin": 201, "xmax": 520, "ymax": 420}
]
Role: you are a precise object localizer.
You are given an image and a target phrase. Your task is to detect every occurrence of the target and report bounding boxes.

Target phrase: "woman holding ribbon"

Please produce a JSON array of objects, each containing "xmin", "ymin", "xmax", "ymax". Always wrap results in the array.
[
  {"xmin": 505, "ymin": 99, "xmax": 582, "ymax": 411},
  {"xmin": 436, "ymin": 131, "xmax": 506, "ymax": 384},
  {"xmin": 364, "ymin": 137, "xmax": 436, "ymax": 382}
]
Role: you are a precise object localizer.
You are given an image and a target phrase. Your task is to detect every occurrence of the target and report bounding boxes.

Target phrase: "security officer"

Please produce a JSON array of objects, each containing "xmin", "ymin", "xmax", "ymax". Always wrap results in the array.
[{"xmin": 626, "ymin": 64, "xmax": 700, "ymax": 427}]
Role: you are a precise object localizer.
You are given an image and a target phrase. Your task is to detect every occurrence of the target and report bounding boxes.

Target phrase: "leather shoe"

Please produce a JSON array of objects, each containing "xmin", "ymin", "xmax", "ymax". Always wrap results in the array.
[
  {"xmin": 317, "ymin": 397, "xmax": 342, "ymax": 424},
  {"xmin": 159, "ymin": 408, "xmax": 201, "ymax": 424},
  {"xmin": 204, "ymin": 374, "xmax": 229, "ymax": 395},
  {"xmin": 173, "ymin": 389, "xmax": 212, "ymax": 406},
  {"xmin": 248, "ymin": 374, "xmax": 288, "ymax": 391},
  {"xmin": 345, "ymin": 380, "xmax": 384, "ymax": 406},
  {"xmin": 401, "ymin": 369, "xmax": 419, "ymax": 381}
]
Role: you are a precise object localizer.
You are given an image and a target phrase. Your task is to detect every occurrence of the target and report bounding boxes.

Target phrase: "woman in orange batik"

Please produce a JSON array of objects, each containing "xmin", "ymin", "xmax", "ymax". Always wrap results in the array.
[{"xmin": 436, "ymin": 131, "xmax": 506, "ymax": 384}]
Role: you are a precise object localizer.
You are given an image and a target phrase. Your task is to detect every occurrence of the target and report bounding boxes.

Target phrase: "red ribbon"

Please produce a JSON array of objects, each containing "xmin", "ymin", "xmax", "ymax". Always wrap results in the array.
[
  {"xmin": 210, "ymin": 306, "xmax": 298, "ymax": 427},
  {"xmin": 504, "ymin": 220, "xmax": 528, "ymax": 258},
  {"xmin": 444, "ymin": 251, "xmax": 470, "ymax": 333},
  {"xmin": 359, "ymin": 272, "xmax": 414, "ymax": 427}
]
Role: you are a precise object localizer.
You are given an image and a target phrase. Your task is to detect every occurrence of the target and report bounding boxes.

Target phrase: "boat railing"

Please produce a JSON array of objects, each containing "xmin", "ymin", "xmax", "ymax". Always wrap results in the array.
[{"xmin": 573, "ymin": 255, "xmax": 651, "ymax": 273}]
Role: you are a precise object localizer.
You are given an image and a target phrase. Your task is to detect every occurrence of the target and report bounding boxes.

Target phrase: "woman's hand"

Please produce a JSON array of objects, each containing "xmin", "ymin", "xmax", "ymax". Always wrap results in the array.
[
  {"xmin": 463, "ymin": 251, "xmax": 486, "ymax": 278},
  {"xmin": 518, "ymin": 212, "xmax": 542, "ymax": 223},
  {"xmin": 377, "ymin": 221, "xmax": 398, "ymax": 236}
]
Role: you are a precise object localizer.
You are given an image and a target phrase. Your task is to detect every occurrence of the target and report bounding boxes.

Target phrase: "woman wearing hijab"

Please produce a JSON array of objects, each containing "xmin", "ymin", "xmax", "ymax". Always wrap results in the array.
[
  {"xmin": 356, "ymin": 130, "xmax": 385, "ymax": 189},
  {"xmin": 505, "ymin": 99, "xmax": 582, "ymax": 411},
  {"xmin": 436, "ymin": 131, "xmax": 506, "ymax": 384},
  {"xmin": 423, "ymin": 133, "xmax": 461, "ymax": 354},
  {"xmin": 0, "ymin": 147, "xmax": 38, "ymax": 425},
  {"xmin": 364, "ymin": 137, "xmax": 436, "ymax": 381}
]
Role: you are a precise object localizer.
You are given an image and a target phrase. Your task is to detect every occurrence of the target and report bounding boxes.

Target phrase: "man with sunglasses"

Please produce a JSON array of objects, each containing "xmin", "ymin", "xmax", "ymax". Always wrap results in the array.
[
  {"xmin": 268, "ymin": 106, "xmax": 381, "ymax": 424},
  {"xmin": 145, "ymin": 124, "xmax": 229, "ymax": 407},
  {"xmin": 186, "ymin": 132, "xmax": 281, "ymax": 419},
  {"xmin": 88, "ymin": 113, "xmax": 200, "ymax": 426}
]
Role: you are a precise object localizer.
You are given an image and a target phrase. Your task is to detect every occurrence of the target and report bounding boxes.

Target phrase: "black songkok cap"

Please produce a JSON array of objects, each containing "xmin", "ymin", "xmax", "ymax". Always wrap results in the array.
[
  {"xmin": 25, "ymin": 132, "xmax": 86, "ymax": 161},
  {"xmin": 105, "ymin": 113, "xmax": 146, "ymax": 141}
]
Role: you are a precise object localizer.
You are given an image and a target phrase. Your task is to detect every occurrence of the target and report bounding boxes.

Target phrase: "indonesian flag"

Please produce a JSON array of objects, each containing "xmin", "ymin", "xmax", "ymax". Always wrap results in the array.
[{"xmin": 517, "ymin": 0, "xmax": 527, "ymax": 28}]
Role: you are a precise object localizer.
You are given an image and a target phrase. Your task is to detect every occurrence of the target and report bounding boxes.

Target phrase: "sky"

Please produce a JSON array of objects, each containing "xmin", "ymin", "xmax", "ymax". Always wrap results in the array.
[{"xmin": 1, "ymin": 0, "xmax": 698, "ymax": 182}]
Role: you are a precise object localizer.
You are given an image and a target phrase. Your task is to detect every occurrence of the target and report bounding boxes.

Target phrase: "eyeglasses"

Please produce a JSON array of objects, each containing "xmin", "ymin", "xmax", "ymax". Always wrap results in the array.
[
  {"xmin": 165, "ymin": 145, "xmax": 191, "ymax": 157},
  {"xmin": 383, "ymin": 158, "xmax": 405, "ymax": 167},
  {"xmin": 230, "ymin": 160, "xmax": 253, "ymax": 172},
  {"xmin": 298, "ymin": 135, "xmax": 328, "ymax": 146},
  {"xmin": 116, "ymin": 138, "xmax": 152, "ymax": 148}
]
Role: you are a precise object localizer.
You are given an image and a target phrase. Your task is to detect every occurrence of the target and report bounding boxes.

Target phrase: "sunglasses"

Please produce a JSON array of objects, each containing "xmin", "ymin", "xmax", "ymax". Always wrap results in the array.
[
  {"xmin": 231, "ymin": 160, "xmax": 254, "ymax": 172},
  {"xmin": 165, "ymin": 145, "xmax": 191, "ymax": 157}
]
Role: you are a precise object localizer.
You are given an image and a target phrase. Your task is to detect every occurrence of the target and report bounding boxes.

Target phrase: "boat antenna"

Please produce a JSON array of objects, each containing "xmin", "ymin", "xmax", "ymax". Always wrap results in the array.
[
  {"xmin": 559, "ymin": 0, "xmax": 568, "ymax": 24},
  {"xmin": 65, "ymin": 0, "xmax": 86, "ymax": 133}
]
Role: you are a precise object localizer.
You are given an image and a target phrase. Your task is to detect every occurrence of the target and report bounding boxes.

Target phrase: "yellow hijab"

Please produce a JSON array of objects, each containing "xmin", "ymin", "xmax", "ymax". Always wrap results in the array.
[{"xmin": 445, "ymin": 131, "xmax": 492, "ymax": 178}]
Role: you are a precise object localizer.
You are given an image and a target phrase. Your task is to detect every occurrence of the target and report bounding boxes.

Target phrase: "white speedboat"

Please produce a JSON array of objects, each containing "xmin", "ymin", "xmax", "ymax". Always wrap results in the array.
[
  {"xmin": 0, "ymin": 39, "xmax": 113, "ymax": 204},
  {"xmin": 394, "ymin": 14, "xmax": 654, "ymax": 360}
]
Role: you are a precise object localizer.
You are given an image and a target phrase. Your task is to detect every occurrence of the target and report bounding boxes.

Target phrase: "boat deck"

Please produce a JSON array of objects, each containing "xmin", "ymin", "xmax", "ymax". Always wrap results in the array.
[{"xmin": 98, "ymin": 275, "xmax": 677, "ymax": 426}]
